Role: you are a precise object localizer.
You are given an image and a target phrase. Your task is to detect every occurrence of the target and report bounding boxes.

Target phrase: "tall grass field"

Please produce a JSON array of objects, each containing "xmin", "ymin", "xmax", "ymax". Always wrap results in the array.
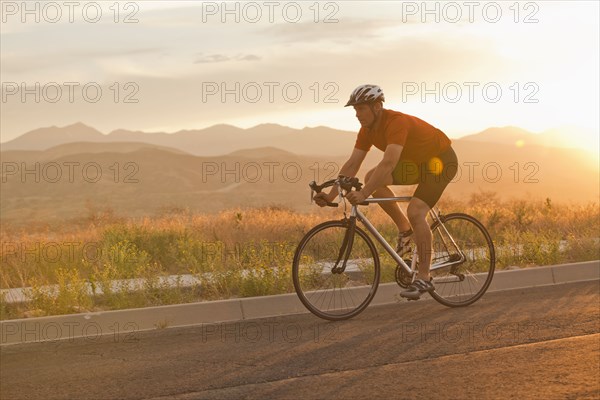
[{"xmin": 1, "ymin": 193, "xmax": 598, "ymax": 319}]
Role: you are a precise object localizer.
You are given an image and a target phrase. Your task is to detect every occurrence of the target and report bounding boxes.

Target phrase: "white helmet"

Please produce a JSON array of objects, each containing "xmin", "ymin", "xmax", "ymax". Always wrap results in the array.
[{"xmin": 344, "ymin": 84, "xmax": 385, "ymax": 107}]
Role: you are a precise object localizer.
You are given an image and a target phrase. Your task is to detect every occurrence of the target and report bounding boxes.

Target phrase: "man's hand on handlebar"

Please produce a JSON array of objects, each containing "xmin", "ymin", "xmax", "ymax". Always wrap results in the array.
[
  {"xmin": 313, "ymin": 192, "xmax": 336, "ymax": 207},
  {"xmin": 310, "ymin": 176, "xmax": 363, "ymax": 207},
  {"xmin": 346, "ymin": 190, "xmax": 367, "ymax": 205}
]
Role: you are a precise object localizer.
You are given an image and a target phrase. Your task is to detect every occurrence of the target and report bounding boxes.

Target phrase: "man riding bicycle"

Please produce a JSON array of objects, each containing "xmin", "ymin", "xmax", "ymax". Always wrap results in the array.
[{"xmin": 314, "ymin": 84, "xmax": 458, "ymax": 300}]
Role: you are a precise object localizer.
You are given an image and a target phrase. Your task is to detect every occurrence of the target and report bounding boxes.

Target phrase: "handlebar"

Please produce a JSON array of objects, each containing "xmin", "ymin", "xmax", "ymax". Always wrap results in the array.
[{"xmin": 309, "ymin": 175, "xmax": 364, "ymax": 208}]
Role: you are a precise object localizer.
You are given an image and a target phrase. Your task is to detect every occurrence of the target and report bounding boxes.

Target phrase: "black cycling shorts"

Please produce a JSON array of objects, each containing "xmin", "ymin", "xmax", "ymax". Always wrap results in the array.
[{"xmin": 391, "ymin": 147, "xmax": 458, "ymax": 209}]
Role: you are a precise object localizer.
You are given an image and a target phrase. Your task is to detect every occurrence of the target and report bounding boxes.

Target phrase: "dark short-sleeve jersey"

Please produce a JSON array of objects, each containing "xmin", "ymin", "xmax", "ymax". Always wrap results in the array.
[{"xmin": 354, "ymin": 109, "xmax": 451, "ymax": 163}]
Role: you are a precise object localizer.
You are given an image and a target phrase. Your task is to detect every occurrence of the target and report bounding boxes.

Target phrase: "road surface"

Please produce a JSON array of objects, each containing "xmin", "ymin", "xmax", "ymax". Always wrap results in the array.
[{"xmin": 1, "ymin": 281, "xmax": 599, "ymax": 399}]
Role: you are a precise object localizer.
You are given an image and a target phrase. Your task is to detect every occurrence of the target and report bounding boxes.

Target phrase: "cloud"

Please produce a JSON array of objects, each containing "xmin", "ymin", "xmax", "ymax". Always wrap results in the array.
[
  {"xmin": 193, "ymin": 53, "xmax": 262, "ymax": 64},
  {"xmin": 238, "ymin": 54, "xmax": 261, "ymax": 61},
  {"xmin": 260, "ymin": 19, "xmax": 389, "ymax": 44},
  {"xmin": 1, "ymin": 46, "xmax": 167, "ymax": 83},
  {"xmin": 194, "ymin": 54, "xmax": 230, "ymax": 64}
]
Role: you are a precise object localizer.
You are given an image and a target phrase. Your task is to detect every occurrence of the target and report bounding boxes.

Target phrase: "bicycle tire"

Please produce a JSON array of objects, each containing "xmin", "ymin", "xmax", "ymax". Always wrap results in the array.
[
  {"xmin": 292, "ymin": 220, "xmax": 380, "ymax": 320},
  {"xmin": 429, "ymin": 213, "xmax": 495, "ymax": 307}
]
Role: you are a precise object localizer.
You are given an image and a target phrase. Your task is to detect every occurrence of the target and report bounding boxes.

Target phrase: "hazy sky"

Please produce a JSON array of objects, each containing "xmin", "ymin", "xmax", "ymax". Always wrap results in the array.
[{"xmin": 1, "ymin": 1, "xmax": 598, "ymax": 148}]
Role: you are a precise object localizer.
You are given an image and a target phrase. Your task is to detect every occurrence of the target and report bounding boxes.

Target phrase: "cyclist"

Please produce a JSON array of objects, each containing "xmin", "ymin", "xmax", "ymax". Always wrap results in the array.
[{"xmin": 314, "ymin": 84, "xmax": 458, "ymax": 300}]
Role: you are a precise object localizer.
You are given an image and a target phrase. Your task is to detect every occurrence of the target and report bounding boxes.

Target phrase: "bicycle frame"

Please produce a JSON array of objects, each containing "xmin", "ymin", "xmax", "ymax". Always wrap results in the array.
[{"xmin": 343, "ymin": 196, "xmax": 466, "ymax": 277}]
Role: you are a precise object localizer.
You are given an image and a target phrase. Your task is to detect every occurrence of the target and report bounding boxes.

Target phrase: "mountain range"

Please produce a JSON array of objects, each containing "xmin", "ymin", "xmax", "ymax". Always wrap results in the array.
[
  {"xmin": 1, "ymin": 123, "xmax": 598, "ymax": 225},
  {"xmin": 2, "ymin": 122, "xmax": 596, "ymax": 156},
  {"xmin": 1, "ymin": 122, "xmax": 354, "ymax": 156}
]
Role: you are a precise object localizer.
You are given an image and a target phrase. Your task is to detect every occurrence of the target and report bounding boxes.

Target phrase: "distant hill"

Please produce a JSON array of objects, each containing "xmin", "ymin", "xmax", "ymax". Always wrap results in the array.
[
  {"xmin": 227, "ymin": 147, "xmax": 300, "ymax": 159},
  {"xmin": 459, "ymin": 126, "xmax": 535, "ymax": 144},
  {"xmin": 1, "ymin": 122, "xmax": 106, "ymax": 151},
  {"xmin": 4, "ymin": 122, "xmax": 597, "ymax": 158},
  {"xmin": 2, "ymin": 122, "xmax": 598, "ymax": 225},
  {"xmin": 1, "ymin": 138, "xmax": 598, "ymax": 225},
  {"xmin": 1, "ymin": 122, "xmax": 356, "ymax": 156},
  {"xmin": 458, "ymin": 126, "xmax": 595, "ymax": 150},
  {"xmin": 0, "ymin": 145, "xmax": 346, "ymax": 224},
  {"xmin": 0, "ymin": 142, "xmax": 188, "ymax": 167},
  {"xmin": 44, "ymin": 142, "xmax": 188, "ymax": 161},
  {"xmin": 450, "ymin": 140, "xmax": 599, "ymax": 201}
]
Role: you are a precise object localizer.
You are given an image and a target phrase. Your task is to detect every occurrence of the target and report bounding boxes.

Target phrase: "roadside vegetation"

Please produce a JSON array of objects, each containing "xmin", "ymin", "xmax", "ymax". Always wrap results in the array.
[{"xmin": 1, "ymin": 193, "xmax": 598, "ymax": 319}]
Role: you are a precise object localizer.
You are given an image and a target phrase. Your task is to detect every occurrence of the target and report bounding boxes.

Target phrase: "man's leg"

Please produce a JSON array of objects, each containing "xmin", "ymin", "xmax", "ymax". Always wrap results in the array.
[
  {"xmin": 365, "ymin": 168, "xmax": 411, "ymax": 232},
  {"xmin": 407, "ymin": 197, "xmax": 432, "ymax": 280},
  {"xmin": 400, "ymin": 148, "xmax": 458, "ymax": 298}
]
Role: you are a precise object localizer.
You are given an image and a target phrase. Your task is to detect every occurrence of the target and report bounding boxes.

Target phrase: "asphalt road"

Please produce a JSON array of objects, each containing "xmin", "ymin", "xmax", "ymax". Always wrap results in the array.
[{"xmin": 1, "ymin": 281, "xmax": 599, "ymax": 400}]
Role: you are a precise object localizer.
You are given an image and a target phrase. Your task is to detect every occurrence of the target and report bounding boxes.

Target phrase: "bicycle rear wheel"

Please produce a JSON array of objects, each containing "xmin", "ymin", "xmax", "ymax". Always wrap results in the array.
[
  {"xmin": 429, "ymin": 213, "xmax": 495, "ymax": 307},
  {"xmin": 292, "ymin": 220, "xmax": 380, "ymax": 320}
]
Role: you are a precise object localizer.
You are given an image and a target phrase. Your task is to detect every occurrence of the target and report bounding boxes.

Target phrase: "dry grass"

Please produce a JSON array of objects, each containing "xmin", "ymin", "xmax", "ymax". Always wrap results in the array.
[{"xmin": 1, "ymin": 195, "xmax": 598, "ymax": 319}]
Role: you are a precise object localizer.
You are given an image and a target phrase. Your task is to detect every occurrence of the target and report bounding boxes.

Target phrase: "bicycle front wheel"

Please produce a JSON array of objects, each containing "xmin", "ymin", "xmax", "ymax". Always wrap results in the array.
[
  {"xmin": 292, "ymin": 220, "xmax": 380, "ymax": 320},
  {"xmin": 429, "ymin": 213, "xmax": 495, "ymax": 307}
]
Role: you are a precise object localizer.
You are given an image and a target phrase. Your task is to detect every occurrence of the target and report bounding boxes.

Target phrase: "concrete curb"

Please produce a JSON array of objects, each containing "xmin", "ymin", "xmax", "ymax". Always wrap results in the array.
[{"xmin": 1, "ymin": 260, "xmax": 598, "ymax": 346}]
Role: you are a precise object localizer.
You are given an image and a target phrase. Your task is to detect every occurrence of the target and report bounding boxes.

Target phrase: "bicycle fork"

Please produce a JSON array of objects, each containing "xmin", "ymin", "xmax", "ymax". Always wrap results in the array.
[{"xmin": 331, "ymin": 216, "xmax": 356, "ymax": 274}]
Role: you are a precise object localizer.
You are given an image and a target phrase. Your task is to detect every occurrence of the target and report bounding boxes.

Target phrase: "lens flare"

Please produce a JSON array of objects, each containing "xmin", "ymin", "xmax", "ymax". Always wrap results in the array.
[{"xmin": 428, "ymin": 157, "xmax": 443, "ymax": 175}]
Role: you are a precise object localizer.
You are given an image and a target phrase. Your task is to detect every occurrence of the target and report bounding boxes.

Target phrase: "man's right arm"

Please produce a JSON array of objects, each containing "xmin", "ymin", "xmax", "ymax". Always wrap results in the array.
[
  {"xmin": 338, "ymin": 147, "xmax": 368, "ymax": 179},
  {"xmin": 315, "ymin": 148, "xmax": 367, "ymax": 205}
]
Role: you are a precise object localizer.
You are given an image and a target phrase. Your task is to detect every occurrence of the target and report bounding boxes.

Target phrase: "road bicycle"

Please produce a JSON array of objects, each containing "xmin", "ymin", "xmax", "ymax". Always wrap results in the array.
[{"xmin": 292, "ymin": 175, "xmax": 495, "ymax": 321}]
